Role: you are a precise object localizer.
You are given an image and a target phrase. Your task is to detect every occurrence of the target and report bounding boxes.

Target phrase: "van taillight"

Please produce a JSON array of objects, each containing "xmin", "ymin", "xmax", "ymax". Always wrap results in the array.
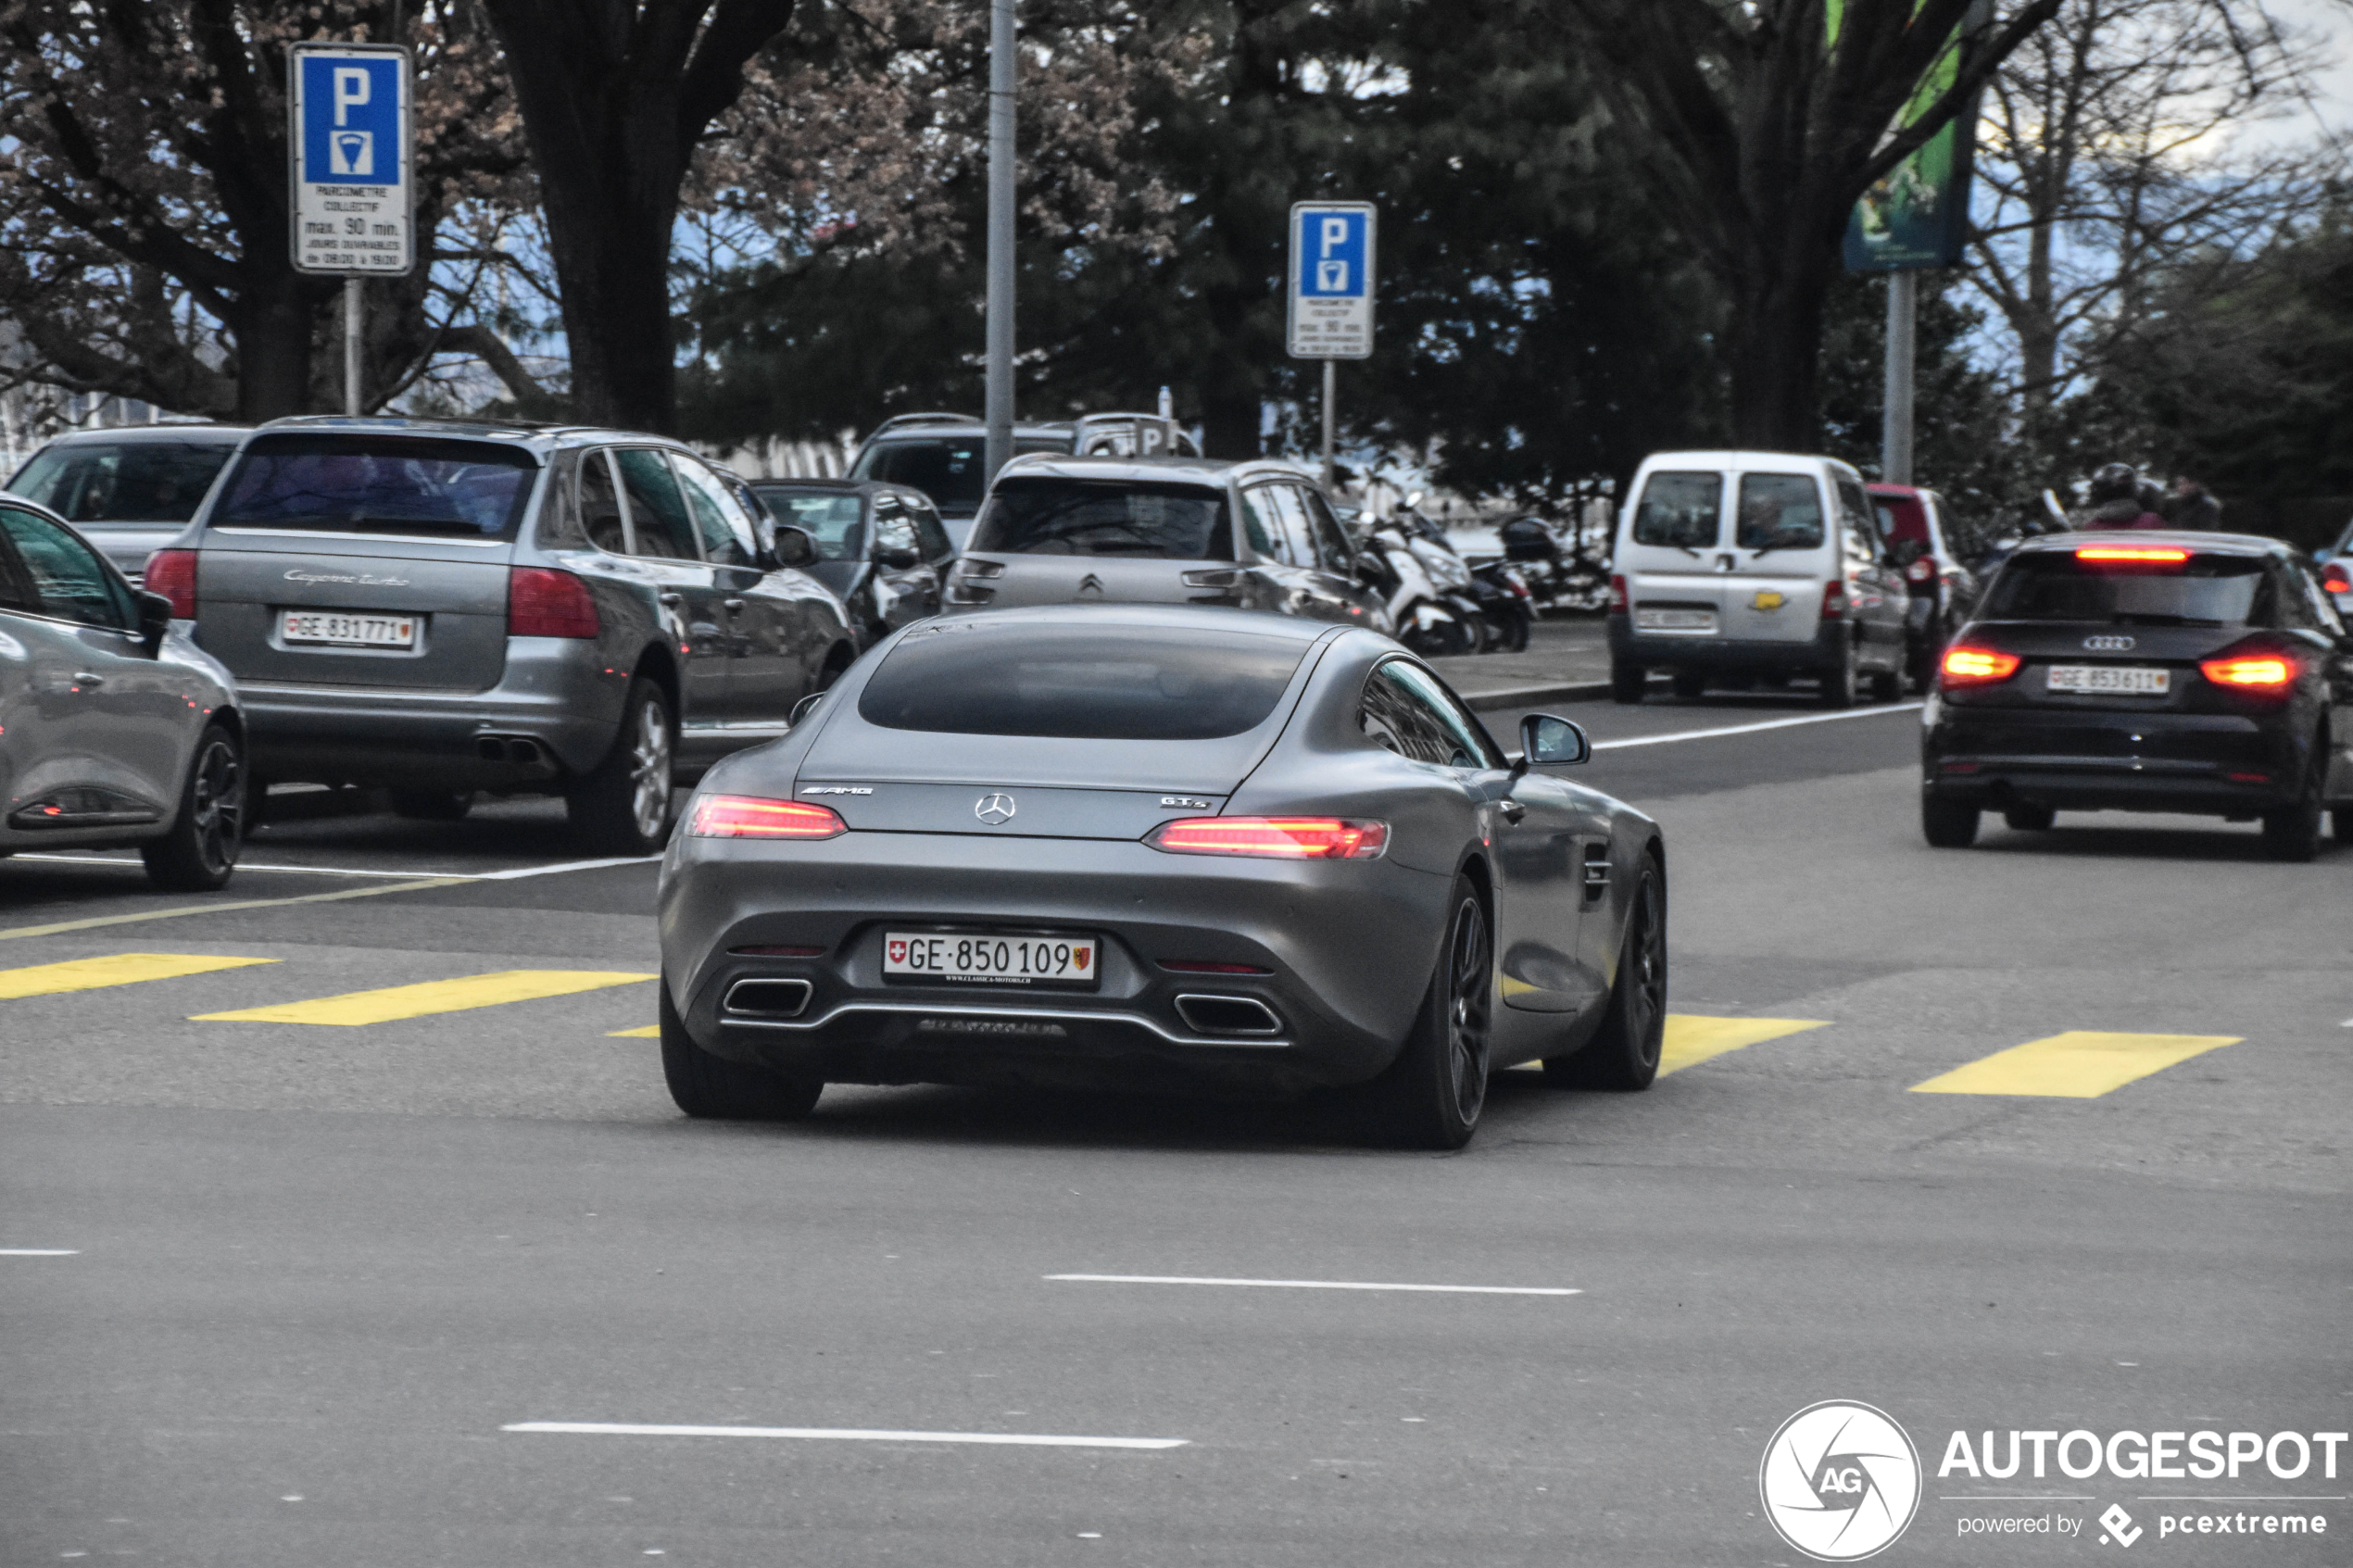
[
  {"xmin": 1820, "ymin": 580, "xmax": 1847, "ymax": 620},
  {"xmin": 1607, "ymin": 574, "xmax": 1628, "ymax": 614},
  {"xmin": 508, "ymin": 567, "xmax": 599, "ymax": 639},
  {"xmin": 144, "ymin": 548, "xmax": 198, "ymax": 619}
]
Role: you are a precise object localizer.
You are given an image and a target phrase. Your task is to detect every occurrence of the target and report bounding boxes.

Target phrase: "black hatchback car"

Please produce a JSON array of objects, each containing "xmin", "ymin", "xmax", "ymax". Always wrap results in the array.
[{"xmin": 1921, "ymin": 532, "xmax": 2353, "ymax": 859}]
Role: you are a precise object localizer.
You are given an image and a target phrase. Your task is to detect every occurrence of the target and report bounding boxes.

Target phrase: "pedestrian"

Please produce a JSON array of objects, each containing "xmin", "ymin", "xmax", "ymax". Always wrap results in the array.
[
  {"xmin": 2162, "ymin": 473, "xmax": 2222, "ymax": 530},
  {"xmin": 2072, "ymin": 463, "xmax": 2168, "ymax": 530}
]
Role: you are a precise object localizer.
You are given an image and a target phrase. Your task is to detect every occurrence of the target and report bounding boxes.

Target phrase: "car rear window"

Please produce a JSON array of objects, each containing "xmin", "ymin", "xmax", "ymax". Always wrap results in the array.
[
  {"xmin": 213, "ymin": 434, "xmax": 538, "ymax": 539},
  {"xmin": 757, "ymin": 489, "xmax": 864, "ymax": 560},
  {"xmin": 7, "ymin": 439, "xmax": 238, "ymax": 524},
  {"xmin": 970, "ymin": 478, "xmax": 1233, "ymax": 559},
  {"xmin": 1631, "ymin": 470, "xmax": 1720, "ymax": 548},
  {"xmin": 1737, "ymin": 472, "xmax": 1825, "ymax": 550},
  {"xmin": 858, "ymin": 621, "xmax": 1305, "ymax": 739},
  {"xmin": 1982, "ymin": 551, "xmax": 2271, "ymax": 627},
  {"xmin": 851, "ymin": 436, "xmax": 1064, "ymax": 510}
]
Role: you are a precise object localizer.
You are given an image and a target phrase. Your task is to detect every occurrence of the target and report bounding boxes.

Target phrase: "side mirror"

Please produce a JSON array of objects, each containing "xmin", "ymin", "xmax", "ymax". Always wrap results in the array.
[
  {"xmin": 1517, "ymin": 712, "xmax": 1591, "ymax": 771},
  {"xmin": 1354, "ymin": 550, "xmax": 1388, "ymax": 585},
  {"xmin": 770, "ymin": 525, "xmax": 816, "ymax": 569},
  {"xmin": 136, "ymin": 590, "xmax": 173, "ymax": 654}
]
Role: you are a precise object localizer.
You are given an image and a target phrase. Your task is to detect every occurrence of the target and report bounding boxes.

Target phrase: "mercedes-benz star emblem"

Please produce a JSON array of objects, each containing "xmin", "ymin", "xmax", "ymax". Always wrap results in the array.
[{"xmin": 974, "ymin": 792, "xmax": 1017, "ymax": 825}]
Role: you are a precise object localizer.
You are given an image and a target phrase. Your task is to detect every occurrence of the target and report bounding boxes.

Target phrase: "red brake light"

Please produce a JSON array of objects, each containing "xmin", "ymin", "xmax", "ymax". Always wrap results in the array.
[
  {"xmin": 2200, "ymin": 653, "xmax": 2296, "ymax": 689},
  {"xmin": 1906, "ymin": 557, "xmax": 1936, "ymax": 583},
  {"xmin": 1820, "ymin": 580, "xmax": 1847, "ymax": 620},
  {"xmin": 508, "ymin": 566, "xmax": 600, "ymax": 638},
  {"xmin": 2323, "ymin": 562, "xmax": 2350, "ymax": 593},
  {"xmin": 1148, "ymin": 817, "xmax": 1389, "ymax": 859},
  {"xmin": 1607, "ymin": 573, "xmax": 1628, "ymax": 613},
  {"xmin": 687, "ymin": 795, "xmax": 845, "ymax": 839},
  {"xmin": 1940, "ymin": 645, "xmax": 2021, "ymax": 687},
  {"xmin": 2075, "ymin": 546, "xmax": 2189, "ymax": 567},
  {"xmin": 144, "ymin": 548, "xmax": 198, "ymax": 618}
]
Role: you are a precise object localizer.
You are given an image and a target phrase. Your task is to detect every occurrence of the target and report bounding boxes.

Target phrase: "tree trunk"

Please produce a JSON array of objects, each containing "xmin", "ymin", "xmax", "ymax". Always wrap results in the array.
[
  {"xmin": 233, "ymin": 275, "xmax": 325, "ymax": 422},
  {"xmin": 537, "ymin": 155, "xmax": 683, "ymax": 431}
]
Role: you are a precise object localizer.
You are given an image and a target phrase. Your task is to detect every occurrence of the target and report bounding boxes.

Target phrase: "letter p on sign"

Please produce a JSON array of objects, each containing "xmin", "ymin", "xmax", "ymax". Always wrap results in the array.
[
  {"xmin": 334, "ymin": 67, "xmax": 371, "ymax": 124},
  {"xmin": 1321, "ymin": 218, "xmax": 1350, "ymax": 257}
]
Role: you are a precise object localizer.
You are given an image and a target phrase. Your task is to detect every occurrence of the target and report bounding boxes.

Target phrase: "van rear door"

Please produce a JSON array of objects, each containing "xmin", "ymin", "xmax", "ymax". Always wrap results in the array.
[
  {"xmin": 1719, "ymin": 469, "xmax": 1836, "ymax": 645},
  {"xmin": 1618, "ymin": 468, "xmax": 1730, "ymax": 639}
]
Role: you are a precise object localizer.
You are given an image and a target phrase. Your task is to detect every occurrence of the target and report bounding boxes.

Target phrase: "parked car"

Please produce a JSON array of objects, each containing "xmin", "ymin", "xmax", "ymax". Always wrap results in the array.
[
  {"xmin": 0, "ymin": 494, "xmax": 246, "ymax": 889},
  {"xmin": 5, "ymin": 423, "xmax": 254, "ymax": 584},
  {"xmin": 154, "ymin": 416, "xmax": 857, "ymax": 854},
  {"xmin": 1607, "ymin": 450, "xmax": 1910, "ymax": 706},
  {"xmin": 1869, "ymin": 482, "xmax": 1982, "ymax": 690},
  {"xmin": 942, "ymin": 453, "xmax": 1391, "ymax": 632},
  {"xmin": 1922, "ymin": 532, "xmax": 2353, "ymax": 859},
  {"xmin": 749, "ymin": 478, "xmax": 956, "ymax": 648},
  {"xmin": 2316, "ymin": 515, "xmax": 2353, "ymax": 618},
  {"xmin": 846, "ymin": 412, "xmax": 1201, "ymax": 547}
]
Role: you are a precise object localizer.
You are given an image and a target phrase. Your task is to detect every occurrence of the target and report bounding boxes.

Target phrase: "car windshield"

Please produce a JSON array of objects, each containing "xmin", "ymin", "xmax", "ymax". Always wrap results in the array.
[
  {"xmin": 757, "ymin": 490, "xmax": 865, "ymax": 561},
  {"xmin": 1982, "ymin": 551, "xmax": 2269, "ymax": 627},
  {"xmin": 7, "ymin": 438, "xmax": 239, "ymax": 524},
  {"xmin": 970, "ymin": 478, "xmax": 1232, "ymax": 559},
  {"xmin": 214, "ymin": 434, "xmax": 539, "ymax": 539},
  {"xmin": 859, "ymin": 621, "xmax": 1305, "ymax": 739},
  {"xmin": 851, "ymin": 436, "xmax": 1064, "ymax": 510}
]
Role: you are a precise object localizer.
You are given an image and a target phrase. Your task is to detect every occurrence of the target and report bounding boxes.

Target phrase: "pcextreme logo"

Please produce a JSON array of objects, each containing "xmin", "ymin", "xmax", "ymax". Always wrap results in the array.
[{"xmin": 1760, "ymin": 1400, "xmax": 1924, "ymax": 1562}]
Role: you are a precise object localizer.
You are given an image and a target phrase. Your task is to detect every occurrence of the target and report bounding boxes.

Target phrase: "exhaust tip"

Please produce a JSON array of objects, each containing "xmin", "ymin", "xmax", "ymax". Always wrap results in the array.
[
  {"xmin": 1174, "ymin": 994, "xmax": 1282, "ymax": 1037},
  {"xmin": 723, "ymin": 978, "xmax": 813, "ymax": 1019}
]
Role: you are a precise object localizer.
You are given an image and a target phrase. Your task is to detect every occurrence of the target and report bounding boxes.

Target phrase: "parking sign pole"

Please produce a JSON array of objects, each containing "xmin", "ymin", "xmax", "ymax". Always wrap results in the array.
[
  {"xmin": 344, "ymin": 277, "xmax": 363, "ymax": 416},
  {"xmin": 1321, "ymin": 359, "xmax": 1335, "ymax": 494}
]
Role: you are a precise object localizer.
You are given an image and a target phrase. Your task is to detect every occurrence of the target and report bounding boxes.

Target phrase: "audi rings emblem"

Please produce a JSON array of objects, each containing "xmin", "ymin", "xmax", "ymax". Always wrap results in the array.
[
  {"xmin": 975, "ymin": 792, "xmax": 1017, "ymax": 824},
  {"xmin": 2082, "ymin": 634, "xmax": 2135, "ymax": 651}
]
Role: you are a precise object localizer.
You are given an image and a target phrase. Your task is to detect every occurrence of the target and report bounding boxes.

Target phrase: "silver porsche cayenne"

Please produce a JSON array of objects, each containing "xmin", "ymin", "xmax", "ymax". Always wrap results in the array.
[{"xmin": 655, "ymin": 605, "xmax": 1667, "ymax": 1148}]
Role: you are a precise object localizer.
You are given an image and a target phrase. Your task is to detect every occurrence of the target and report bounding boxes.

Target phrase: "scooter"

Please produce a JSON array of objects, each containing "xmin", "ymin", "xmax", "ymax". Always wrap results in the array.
[
  {"xmin": 1365, "ymin": 521, "xmax": 1486, "ymax": 657},
  {"xmin": 1498, "ymin": 514, "xmax": 1610, "ymax": 614},
  {"xmin": 1469, "ymin": 558, "xmax": 1534, "ymax": 652}
]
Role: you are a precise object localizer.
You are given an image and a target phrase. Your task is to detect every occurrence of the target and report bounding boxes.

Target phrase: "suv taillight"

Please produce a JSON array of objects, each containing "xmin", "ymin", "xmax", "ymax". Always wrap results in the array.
[
  {"xmin": 1939, "ymin": 645, "xmax": 2021, "ymax": 687},
  {"xmin": 2200, "ymin": 649, "xmax": 2296, "ymax": 691},
  {"xmin": 144, "ymin": 548, "xmax": 198, "ymax": 619},
  {"xmin": 508, "ymin": 566, "xmax": 599, "ymax": 638}
]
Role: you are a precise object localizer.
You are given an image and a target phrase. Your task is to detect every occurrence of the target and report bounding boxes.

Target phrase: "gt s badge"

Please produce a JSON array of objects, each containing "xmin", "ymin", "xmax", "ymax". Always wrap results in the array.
[
  {"xmin": 1160, "ymin": 797, "xmax": 1212, "ymax": 809},
  {"xmin": 1752, "ymin": 590, "xmax": 1784, "ymax": 610}
]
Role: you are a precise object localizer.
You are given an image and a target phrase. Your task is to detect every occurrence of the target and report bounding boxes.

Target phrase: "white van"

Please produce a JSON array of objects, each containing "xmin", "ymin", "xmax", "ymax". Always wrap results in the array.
[{"xmin": 1605, "ymin": 450, "xmax": 1910, "ymax": 705}]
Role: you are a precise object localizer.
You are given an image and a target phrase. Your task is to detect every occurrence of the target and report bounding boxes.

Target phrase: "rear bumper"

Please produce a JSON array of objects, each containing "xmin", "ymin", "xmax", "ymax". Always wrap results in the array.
[
  {"xmin": 1923, "ymin": 703, "xmax": 2304, "ymax": 814},
  {"xmin": 1608, "ymin": 619, "xmax": 1844, "ymax": 672},
  {"xmin": 658, "ymin": 830, "xmax": 1453, "ymax": 1095},
  {"xmin": 239, "ymin": 636, "xmax": 625, "ymax": 787}
]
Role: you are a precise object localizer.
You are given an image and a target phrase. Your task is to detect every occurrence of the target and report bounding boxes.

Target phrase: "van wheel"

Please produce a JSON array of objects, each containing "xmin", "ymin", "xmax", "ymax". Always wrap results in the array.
[
  {"xmin": 1610, "ymin": 662, "xmax": 1646, "ymax": 705},
  {"xmin": 660, "ymin": 983, "xmax": 823, "ymax": 1121},
  {"xmin": 1868, "ymin": 664, "xmax": 1903, "ymax": 703},
  {"xmin": 1543, "ymin": 859, "xmax": 1665, "ymax": 1090},
  {"xmin": 568, "ymin": 678, "xmax": 675, "ymax": 856},
  {"xmin": 1922, "ymin": 797, "xmax": 1979, "ymax": 847},
  {"xmin": 391, "ymin": 788, "xmax": 473, "ymax": 822},
  {"xmin": 1670, "ymin": 670, "xmax": 1705, "ymax": 699},
  {"xmin": 2334, "ymin": 808, "xmax": 2353, "ymax": 844},
  {"xmin": 1819, "ymin": 642, "xmax": 1858, "ymax": 708},
  {"xmin": 143, "ymin": 725, "xmax": 245, "ymax": 892}
]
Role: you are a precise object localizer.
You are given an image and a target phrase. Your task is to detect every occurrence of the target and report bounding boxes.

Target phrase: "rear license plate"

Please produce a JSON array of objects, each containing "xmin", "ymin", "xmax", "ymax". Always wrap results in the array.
[
  {"xmin": 2046, "ymin": 664, "xmax": 2169, "ymax": 696},
  {"xmin": 1635, "ymin": 608, "xmax": 1717, "ymax": 632},
  {"xmin": 281, "ymin": 609, "xmax": 416, "ymax": 649},
  {"xmin": 884, "ymin": 932, "xmax": 1098, "ymax": 989}
]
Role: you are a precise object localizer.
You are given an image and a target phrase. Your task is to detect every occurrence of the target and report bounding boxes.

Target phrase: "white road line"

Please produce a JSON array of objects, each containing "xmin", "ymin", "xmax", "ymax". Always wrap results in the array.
[
  {"xmin": 502, "ymin": 1422, "xmax": 1187, "ymax": 1450},
  {"xmin": 1592, "ymin": 702, "xmax": 1924, "ymax": 751},
  {"xmin": 0, "ymin": 1248, "xmax": 79, "ymax": 1256},
  {"xmin": 15, "ymin": 852, "xmax": 659, "ymax": 883},
  {"xmin": 1045, "ymin": 1273, "xmax": 1580, "ymax": 1296},
  {"xmin": 474, "ymin": 855, "xmax": 663, "ymax": 881}
]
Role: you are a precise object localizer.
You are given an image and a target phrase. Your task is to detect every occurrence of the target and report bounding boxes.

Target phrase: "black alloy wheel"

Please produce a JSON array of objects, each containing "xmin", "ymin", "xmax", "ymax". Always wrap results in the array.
[
  {"xmin": 659, "ymin": 982, "xmax": 824, "ymax": 1121},
  {"xmin": 567, "ymin": 678, "xmax": 676, "ymax": 856},
  {"xmin": 1372, "ymin": 877, "xmax": 1493, "ymax": 1149},
  {"xmin": 143, "ymin": 725, "xmax": 245, "ymax": 892},
  {"xmin": 2259, "ymin": 743, "xmax": 2324, "ymax": 862},
  {"xmin": 1545, "ymin": 858, "xmax": 1666, "ymax": 1090},
  {"xmin": 1921, "ymin": 796, "xmax": 1980, "ymax": 848}
]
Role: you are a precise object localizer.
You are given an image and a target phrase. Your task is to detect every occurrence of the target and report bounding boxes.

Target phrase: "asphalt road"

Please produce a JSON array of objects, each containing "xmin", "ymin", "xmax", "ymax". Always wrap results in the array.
[{"xmin": 5, "ymin": 682, "xmax": 2348, "ymax": 1567}]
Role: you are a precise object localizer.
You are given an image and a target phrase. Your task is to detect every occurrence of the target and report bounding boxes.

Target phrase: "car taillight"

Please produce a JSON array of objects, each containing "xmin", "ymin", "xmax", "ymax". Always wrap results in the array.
[
  {"xmin": 1147, "ymin": 817, "xmax": 1389, "ymax": 859},
  {"xmin": 2200, "ymin": 652, "xmax": 2296, "ymax": 690},
  {"xmin": 687, "ymin": 796, "xmax": 846, "ymax": 839},
  {"xmin": 2075, "ymin": 546, "xmax": 2188, "ymax": 567},
  {"xmin": 1607, "ymin": 574, "xmax": 1628, "ymax": 613},
  {"xmin": 1820, "ymin": 580, "xmax": 1847, "ymax": 620},
  {"xmin": 1906, "ymin": 557, "xmax": 1937, "ymax": 583},
  {"xmin": 1940, "ymin": 645, "xmax": 2021, "ymax": 687},
  {"xmin": 2323, "ymin": 561, "xmax": 2351, "ymax": 594},
  {"xmin": 508, "ymin": 566, "xmax": 600, "ymax": 638},
  {"xmin": 144, "ymin": 548, "xmax": 198, "ymax": 619}
]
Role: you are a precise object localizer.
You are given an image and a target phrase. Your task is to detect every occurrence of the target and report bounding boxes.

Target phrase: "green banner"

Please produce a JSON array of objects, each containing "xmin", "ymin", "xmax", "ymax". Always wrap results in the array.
[{"xmin": 1833, "ymin": 1, "xmax": 1978, "ymax": 272}]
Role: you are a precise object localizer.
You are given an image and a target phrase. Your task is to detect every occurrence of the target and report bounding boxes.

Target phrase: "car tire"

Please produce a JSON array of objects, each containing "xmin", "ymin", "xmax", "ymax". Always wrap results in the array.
[
  {"xmin": 659, "ymin": 982, "xmax": 823, "ymax": 1121},
  {"xmin": 142, "ymin": 724, "xmax": 245, "ymax": 893},
  {"xmin": 2259, "ymin": 751, "xmax": 2323, "ymax": 862},
  {"xmin": 1868, "ymin": 663, "xmax": 1903, "ymax": 703},
  {"xmin": 1610, "ymin": 661, "xmax": 1646, "ymax": 705},
  {"xmin": 391, "ymin": 788, "xmax": 473, "ymax": 822},
  {"xmin": 1543, "ymin": 857, "xmax": 1665, "ymax": 1091},
  {"xmin": 1922, "ymin": 796, "xmax": 1980, "ymax": 848},
  {"xmin": 567, "ymin": 678, "xmax": 676, "ymax": 856},
  {"xmin": 1819, "ymin": 641, "xmax": 1858, "ymax": 708},
  {"xmin": 2003, "ymin": 805, "xmax": 2056, "ymax": 832},
  {"xmin": 1368, "ymin": 876, "xmax": 1492, "ymax": 1150},
  {"xmin": 2334, "ymin": 807, "xmax": 2353, "ymax": 845},
  {"xmin": 1670, "ymin": 670, "xmax": 1705, "ymax": 699}
]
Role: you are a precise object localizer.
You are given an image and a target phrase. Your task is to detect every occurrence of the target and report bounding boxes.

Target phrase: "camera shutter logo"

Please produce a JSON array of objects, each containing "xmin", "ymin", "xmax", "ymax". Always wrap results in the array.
[{"xmin": 1758, "ymin": 1400, "xmax": 1922, "ymax": 1561}]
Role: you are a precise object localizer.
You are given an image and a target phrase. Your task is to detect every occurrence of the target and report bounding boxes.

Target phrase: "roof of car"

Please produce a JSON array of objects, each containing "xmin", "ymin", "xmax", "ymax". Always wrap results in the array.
[
  {"xmin": 2012, "ymin": 530, "xmax": 2286, "ymax": 558},
  {"xmin": 254, "ymin": 414, "xmax": 690, "ymax": 454},
  {"xmin": 30, "ymin": 422, "xmax": 256, "ymax": 445},
  {"xmin": 994, "ymin": 453, "xmax": 1309, "ymax": 488},
  {"xmin": 1640, "ymin": 449, "xmax": 1861, "ymax": 473},
  {"xmin": 915, "ymin": 601, "xmax": 1344, "ymax": 645}
]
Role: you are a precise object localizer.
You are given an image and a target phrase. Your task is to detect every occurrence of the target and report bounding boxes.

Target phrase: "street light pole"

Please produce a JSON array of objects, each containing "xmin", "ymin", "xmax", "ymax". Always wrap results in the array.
[
  {"xmin": 345, "ymin": 277, "xmax": 363, "ymax": 416},
  {"xmin": 1881, "ymin": 270, "xmax": 1917, "ymax": 485},
  {"xmin": 983, "ymin": 0, "xmax": 1016, "ymax": 487}
]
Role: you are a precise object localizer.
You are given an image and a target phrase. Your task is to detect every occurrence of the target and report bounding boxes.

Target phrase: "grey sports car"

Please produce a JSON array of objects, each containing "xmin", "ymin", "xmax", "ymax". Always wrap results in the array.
[{"xmin": 655, "ymin": 605, "xmax": 1667, "ymax": 1148}]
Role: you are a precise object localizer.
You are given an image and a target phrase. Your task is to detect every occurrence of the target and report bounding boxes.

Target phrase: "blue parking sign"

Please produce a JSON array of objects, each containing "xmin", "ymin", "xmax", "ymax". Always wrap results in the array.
[
  {"xmin": 299, "ymin": 54, "xmax": 403, "ymax": 183},
  {"xmin": 1287, "ymin": 202, "xmax": 1376, "ymax": 358},
  {"xmin": 288, "ymin": 44, "xmax": 413, "ymax": 274},
  {"xmin": 1298, "ymin": 210, "xmax": 1368, "ymax": 298}
]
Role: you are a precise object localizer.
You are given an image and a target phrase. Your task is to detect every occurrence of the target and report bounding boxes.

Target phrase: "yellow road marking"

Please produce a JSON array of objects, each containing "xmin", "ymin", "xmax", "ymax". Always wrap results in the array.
[
  {"xmin": 0, "ymin": 878, "xmax": 470, "ymax": 941},
  {"xmin": 1658, "ymin": 1015, "xmax": 1828, "ymax": 1076},
  {"xmin": 194, "ymin": 970, "xmax": 656, "ymax": 1026},
  {"xmin": 1909, "ymin": 1031, "xmax": 2240, "ymax": 1098},
  {"xmin": 0, "ymin": 952, "xmax": 277, "ymax": 999},
  {"xmin": 608, "ymin": 1024, "xmax": 661, "ymax": 1038}
]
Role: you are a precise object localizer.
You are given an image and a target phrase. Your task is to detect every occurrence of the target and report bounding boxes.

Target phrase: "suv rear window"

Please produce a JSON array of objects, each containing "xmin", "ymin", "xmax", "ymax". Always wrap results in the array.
[
  {"xmin": 851, "ymin": 436, "xmax": 1063, "ymax": 510},
  {"xmin": 213, "ymin": 434, "xmax": 539, "ymax": 540},
  {"xmin": 8, "ymin": 438, "xmax": 238, "ymax": 524},
  {"xmin": 970, "ymin": 478, "xmax": 1232, "ymax": 559},
  {"xmin": 1631, "ymin": 471, "xmax": 1720, "ymax": 548},
  {"xmin": 859, "ymin": 621, "xmax": 1304, "ymax": 739},
  {"xmin": 1983, "ymin": 551, "xmax": 2271, "ymax": 627}
]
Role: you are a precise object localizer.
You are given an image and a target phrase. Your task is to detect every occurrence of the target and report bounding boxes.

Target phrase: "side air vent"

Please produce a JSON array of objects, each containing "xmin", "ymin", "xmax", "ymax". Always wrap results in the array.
[{"xmin": 1174, "ymin": 995, "xmax": 1282, "ymax": 1037}]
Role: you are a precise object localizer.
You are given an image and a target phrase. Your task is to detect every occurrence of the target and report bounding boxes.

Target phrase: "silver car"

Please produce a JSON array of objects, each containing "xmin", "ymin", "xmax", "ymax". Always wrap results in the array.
[
  {"xmin": 945, "ymin": 454, "xmax": 1392, "ymax": 631},
  {"xmin": 5, "ymin": 423, "xmax": 254, "ymax": 584},
  {"xmin": 1, "ymin": 495, "xmax": 245, "ymax": 889},
  {"xmin": 161, "ymin": 417, "xmax": 858, "ymax": 853},
  {"xmin": 847, "ymin": 411, "xmax": 1199, "ymax": 546},
  {"xmin": 655, "ymin": 606, "xmax": 1667, "ymax": 1148}
]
